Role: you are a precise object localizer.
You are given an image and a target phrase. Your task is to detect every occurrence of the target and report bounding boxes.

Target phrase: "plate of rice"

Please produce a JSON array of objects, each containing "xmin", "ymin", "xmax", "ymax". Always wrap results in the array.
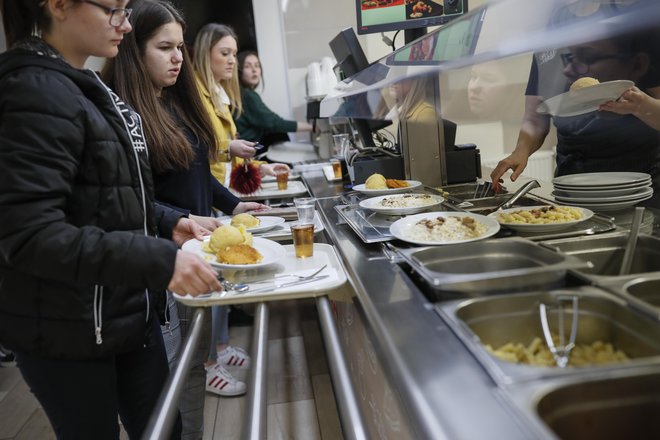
[
  {"xmin": 489, "ymin": 205, "xmax": 593, "ymax": 232},
  {"xmin": 359, "ymin": 193, "xmax": 444, "ymax": 215},
  {"xmin": 390, "ymin": 212, "xmax": 500, "ymax": 245}
]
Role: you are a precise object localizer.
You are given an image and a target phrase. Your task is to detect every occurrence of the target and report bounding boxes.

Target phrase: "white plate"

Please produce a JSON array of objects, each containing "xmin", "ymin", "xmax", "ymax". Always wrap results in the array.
[
  {"xmin": 220, "ymin": 216, "xmax": 286, "ymax": 233},
  {"xmin": 389, "ymin": 212, "xmax": 500, "ymax": 245},
  {"xmin": 552, "ymin": 172, "xmax": 651, "ymax": 188},
  {"xmin": 182, "ymin": 237, "xmax": 286, "ymax": 269},
  {"xmin": 489, "ymin": 205, "xmax": 594, "ymax": 232},
  {"xmin": 552, "ymin": 183, "xmax": 651, "ymax": 198},
  {"xmin": 353, "ymin": 180, "xmax": 422, "ymax": 196},
  {"xmin": 556, "ymin": 192, "xmax": 653, "ymax": 212},
  {"xmin": 552, "ymin": 186, "xmax": 653, "ymax": 203},
  {"xmin": 537, "ymin": 80, "xmax": 633, "ymax": 117},
  {"xmin": 358, "ymin": 194, "xmax": 444, "ymax": 215}
]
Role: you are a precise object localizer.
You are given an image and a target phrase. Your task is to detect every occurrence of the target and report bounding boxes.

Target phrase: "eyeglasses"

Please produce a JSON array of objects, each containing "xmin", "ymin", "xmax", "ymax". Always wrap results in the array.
[
  {"xmin": 560, "ymin": 52, "xmax": 631, "ymax": 75},
  {"xmin": 82, "ymin": 0, "xmax": 132, "ymax": 27}
]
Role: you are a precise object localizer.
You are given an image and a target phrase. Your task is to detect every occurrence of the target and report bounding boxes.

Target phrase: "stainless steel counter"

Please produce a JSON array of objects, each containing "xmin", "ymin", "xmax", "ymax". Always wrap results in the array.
[{"xmin": 305, "ymin": 171, "xmax": 535, "ymax": 439}]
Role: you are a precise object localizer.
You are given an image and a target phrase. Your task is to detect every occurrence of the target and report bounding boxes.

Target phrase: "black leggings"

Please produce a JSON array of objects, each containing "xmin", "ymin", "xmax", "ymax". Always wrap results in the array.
[{"xmin": 16, "ymin": 318, "xmax": 181, "ymax": 440}]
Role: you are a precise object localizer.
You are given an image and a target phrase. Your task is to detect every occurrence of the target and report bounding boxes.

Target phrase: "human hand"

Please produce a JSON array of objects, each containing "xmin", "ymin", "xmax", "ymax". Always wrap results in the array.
[
  {"xmin": 489, "ymin": 151, "xmax": 529, "ymax": 193},
  {"xmin": 233, "ymin": 201, "xmax": 270, "ymax": 214},
  {"xmin": 599, "ymin": 86, "xmax": 649, "ymax": 116},
  {"xmin": 298, "ymin": 121, "xmax": 314, "ymax": 132},
  {"xmin": 189, "ymin": 214, "xmax": 222, "ymax": 232},
  {"xmin": 171, "ymin": 217, "xmax": 211, "ymax": 247},
  {"xmin": 168, "ymin": 250, "xmax": 222, "ymax": 296},
  {"xmin": 230, "ymin": 140, "xmax": 257, "ymax": 159},
  {"xmin": 259, "ymin": 163, "xmax": 290, "ymax": 177}
]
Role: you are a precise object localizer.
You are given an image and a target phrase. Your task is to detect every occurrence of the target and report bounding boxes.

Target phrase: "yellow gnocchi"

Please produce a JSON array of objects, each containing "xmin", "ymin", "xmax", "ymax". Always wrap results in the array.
[{"xmin": 497, "ymin": 206, "xmax": 583, "ymax": 224}]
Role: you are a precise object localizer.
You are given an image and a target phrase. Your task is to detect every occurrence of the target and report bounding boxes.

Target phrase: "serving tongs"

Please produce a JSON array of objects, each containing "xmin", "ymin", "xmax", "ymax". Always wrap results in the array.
[
  {"xmin": 480, "ymin": 179, "xmax": 541, "ymax": 215},
  {"xmin": 619, "ymin": 206, "xmax": 645, "ymax": 275},
  {"xmin": 539, "ymin": 295, "xmax": 579, "ymax": 368}
]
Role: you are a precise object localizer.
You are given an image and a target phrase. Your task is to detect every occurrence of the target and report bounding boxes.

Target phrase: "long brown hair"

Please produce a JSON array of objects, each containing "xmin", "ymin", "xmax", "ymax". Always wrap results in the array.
[
  {"xmin": 192, "ymin": 23, "xmax": 243, "ymax": 117},
  {"xmin": 1, "ymin": 0, "xmax": 76, "ymax": 47},
  {"xmin": 237, "ymin": 50, "xmax": 263, "ymax": 91},
  {"xmin": 103, "ymin": 0, "xmax": 218, "ymax": 172}
]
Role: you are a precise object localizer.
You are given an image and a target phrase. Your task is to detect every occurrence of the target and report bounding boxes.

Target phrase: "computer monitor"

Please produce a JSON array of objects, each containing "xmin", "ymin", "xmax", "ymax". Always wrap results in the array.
[
  {"xmin": 329, "ymin": 27, "xmax": 370, "ymax": 79},
  {"xmin": 356, "ymin": 0, "xmax": 469, "ymax": 35},
  {"xmin": 329, "ymin": 28, "xmax": 391, "ymax": 149},
  {"xmin": 386, "ymin": 7, "xmax": 485, "ymax": 66}
]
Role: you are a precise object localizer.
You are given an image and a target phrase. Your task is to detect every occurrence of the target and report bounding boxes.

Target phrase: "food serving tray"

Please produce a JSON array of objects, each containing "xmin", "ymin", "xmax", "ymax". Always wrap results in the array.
[
  {"xmin": 173, "ymin": 243, "xmax": 347, "ymax": 307},
  {"xmin": 435, "ymin": 286, "xmax": 660, "ymax": 386},
  {"xmin": 335, "ymin": 187, "xmax": 451, "ymax": 243},
  {"xmin": 230, "ymin": 180, "xmax": 308, "ymax": 201},
  {"xmin": 394, "ymin": 237, "xmax": 591, "ymax": 299}
]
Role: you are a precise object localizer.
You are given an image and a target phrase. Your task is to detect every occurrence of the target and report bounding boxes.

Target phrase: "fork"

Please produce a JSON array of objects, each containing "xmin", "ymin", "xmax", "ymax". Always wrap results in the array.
[{"xmin": 274, "ymin": 264, "xmax": 327, "ymax": 280}]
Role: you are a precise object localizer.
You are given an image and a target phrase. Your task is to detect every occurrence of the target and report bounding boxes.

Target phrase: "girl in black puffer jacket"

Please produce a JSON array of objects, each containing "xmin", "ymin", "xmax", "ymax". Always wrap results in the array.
[{"xmin": 0, "ymin": 1, "xmax": 222, "ymax": 438}]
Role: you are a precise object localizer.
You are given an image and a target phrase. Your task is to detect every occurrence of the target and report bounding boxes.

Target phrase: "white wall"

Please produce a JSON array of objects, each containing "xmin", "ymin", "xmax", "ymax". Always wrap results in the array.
[
  {"xmin": 252, "ymin": 0, "xmax": 488, "ymax": 142},
  {"xmin": 252, "ymin": 0, "xmax": 401, "ymax": 141}
]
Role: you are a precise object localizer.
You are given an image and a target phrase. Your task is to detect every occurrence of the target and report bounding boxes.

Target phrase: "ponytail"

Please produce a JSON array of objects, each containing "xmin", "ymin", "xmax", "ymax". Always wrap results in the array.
[{"xmin": 1, "ymin": 0, "xmax": 51, "ymax": 47}]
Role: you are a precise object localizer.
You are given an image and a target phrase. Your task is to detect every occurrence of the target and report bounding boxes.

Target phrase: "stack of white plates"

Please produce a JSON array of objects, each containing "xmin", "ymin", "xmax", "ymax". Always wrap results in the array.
[{"xmin": 552, "ymin": 172, "xmax": 653, "ymax": 212}]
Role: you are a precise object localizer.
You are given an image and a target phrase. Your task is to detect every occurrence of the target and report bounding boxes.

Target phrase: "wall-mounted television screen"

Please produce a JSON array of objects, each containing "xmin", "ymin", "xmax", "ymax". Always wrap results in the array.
[
  {"xmin": 385, "ymin": 7, "xmax": 485, "ymax": 65},
  {"xmin": 356, "ymin": 0, "xmax": 469, "ymax": 35}
]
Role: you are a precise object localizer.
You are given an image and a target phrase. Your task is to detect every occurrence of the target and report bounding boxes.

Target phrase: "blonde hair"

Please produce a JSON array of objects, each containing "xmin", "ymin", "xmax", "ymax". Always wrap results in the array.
[{"xmin": 192, "ymin": 23, "xmax": 243, "ymax": 117}]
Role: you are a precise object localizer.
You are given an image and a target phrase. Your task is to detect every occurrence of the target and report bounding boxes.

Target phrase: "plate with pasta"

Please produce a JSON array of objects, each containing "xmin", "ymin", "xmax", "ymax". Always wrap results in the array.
[{"xmin": 488, "ymin": 205, "xmax": 593, "ymax": 232}]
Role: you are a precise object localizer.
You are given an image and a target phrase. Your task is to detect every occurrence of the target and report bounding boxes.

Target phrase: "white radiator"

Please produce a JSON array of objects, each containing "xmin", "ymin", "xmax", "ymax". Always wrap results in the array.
[{"xmin": 481, "ymin": 150, "xmax": 556, "ymax": 183}]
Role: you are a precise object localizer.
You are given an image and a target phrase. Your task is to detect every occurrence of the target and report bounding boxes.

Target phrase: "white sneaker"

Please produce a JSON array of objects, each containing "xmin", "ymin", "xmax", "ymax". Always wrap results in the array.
[
  {"xmin": 205, "ymin": 364, "xmax": 246, "ymax": 397},
  {"xmin": 217, "ymin": 345, "xmax": 251, "ymax": 369}
]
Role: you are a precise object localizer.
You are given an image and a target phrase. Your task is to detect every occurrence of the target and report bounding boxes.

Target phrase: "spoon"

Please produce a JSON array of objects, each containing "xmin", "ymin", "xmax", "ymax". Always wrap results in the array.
[{"xmin": 217, "ymin": 276, "xmax": 250, "ymax": 293}]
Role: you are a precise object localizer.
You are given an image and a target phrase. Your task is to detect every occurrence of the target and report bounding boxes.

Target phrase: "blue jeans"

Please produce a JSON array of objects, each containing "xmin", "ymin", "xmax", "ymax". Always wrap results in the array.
[
  {"xmin": 16, "ymin": 317, "xmax": 181, "ymax": 440},
  {"xmin": 209, "ymin": 305, "xmax": 229, "ymax": 361}
]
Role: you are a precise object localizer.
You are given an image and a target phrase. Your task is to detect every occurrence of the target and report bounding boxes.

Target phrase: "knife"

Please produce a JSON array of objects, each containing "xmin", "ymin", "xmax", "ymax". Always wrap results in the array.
[{"xmin": 222, "ymin": 274, "xmax": 330, "ymax": 297}]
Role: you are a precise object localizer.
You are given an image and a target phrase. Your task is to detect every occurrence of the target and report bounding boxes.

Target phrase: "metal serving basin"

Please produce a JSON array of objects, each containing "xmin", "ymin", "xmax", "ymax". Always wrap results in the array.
[
  {"xmin": 435, "ymin": 286, "xmax": 660, "ymax": 385},
  {"xmin": 500, "ymin": 367, "xmax": 660, "ymax": 440},
  {"xmin": 540, "ymin": 232, "xmax": 660, "ymax": 282},
  {"xmin": 596, "ymin": 273, "xmax": 660, "ymax": 321},
  {"xmin": 397, "ymin": 237, "xmax": 590, "ymax": 300}
]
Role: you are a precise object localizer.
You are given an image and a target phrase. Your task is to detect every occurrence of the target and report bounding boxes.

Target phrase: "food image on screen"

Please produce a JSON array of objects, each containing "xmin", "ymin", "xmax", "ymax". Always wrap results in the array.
[
  {"xmin": 406, "ymin": 0, "xmax": 443, "ymax": 19},
  {"xmin": 361, "ymin": 0, "xmax": 403, "ymax": 9}
]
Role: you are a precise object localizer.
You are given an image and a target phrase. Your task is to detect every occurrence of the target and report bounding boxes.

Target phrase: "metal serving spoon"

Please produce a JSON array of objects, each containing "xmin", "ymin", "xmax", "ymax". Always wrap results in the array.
[{"xmin": 217, "ymin": 276, "xmax": 250, "ymax": 293}]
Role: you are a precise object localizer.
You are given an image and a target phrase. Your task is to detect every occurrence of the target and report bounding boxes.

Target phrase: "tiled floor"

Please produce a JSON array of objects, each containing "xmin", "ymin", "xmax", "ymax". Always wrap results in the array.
[{"xmin": 0, "ymin": 299, "xmax": 343, "ymax": 439}]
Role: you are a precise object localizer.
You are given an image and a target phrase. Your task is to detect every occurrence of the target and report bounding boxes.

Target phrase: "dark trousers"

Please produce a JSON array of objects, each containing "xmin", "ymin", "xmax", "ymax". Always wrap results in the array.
[{"xmin": 16, "ymin": 318, "xmax": 181, "ymax": 440}]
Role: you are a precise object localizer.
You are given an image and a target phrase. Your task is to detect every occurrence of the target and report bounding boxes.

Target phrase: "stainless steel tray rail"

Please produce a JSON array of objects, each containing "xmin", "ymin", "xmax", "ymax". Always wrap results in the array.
[{"xmin": 142, "ymin": 308, "xmax": 206, "ymax": 440}]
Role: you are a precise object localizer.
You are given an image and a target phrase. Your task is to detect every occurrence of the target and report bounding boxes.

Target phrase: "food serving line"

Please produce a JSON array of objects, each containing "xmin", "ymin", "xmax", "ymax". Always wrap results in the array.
[
  {"xmin": 144, "ymin": 166, "xmax": 660, "ymax": 439},
  {"xmin": 302, "ymin": 168, "xmax": 660, "ymax": 439}
]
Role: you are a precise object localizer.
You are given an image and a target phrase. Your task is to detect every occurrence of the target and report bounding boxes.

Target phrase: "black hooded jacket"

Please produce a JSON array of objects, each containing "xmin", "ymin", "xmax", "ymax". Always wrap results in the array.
[{"xmin": 0, "ymin": 44, "xmax": 183, "ymax": 360}]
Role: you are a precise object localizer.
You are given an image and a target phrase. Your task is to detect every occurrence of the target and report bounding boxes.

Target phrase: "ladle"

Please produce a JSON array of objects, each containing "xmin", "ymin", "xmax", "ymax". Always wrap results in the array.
[{"xmin": 619, "ymin": 206, "xmax": 645, "ymax": 275}]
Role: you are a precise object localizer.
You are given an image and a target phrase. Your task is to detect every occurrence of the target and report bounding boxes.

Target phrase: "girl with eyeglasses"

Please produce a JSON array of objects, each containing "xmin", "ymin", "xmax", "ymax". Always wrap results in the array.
[{"xmin": 0, "ymin": 0, "xmax": 227, "ymax": 438}]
